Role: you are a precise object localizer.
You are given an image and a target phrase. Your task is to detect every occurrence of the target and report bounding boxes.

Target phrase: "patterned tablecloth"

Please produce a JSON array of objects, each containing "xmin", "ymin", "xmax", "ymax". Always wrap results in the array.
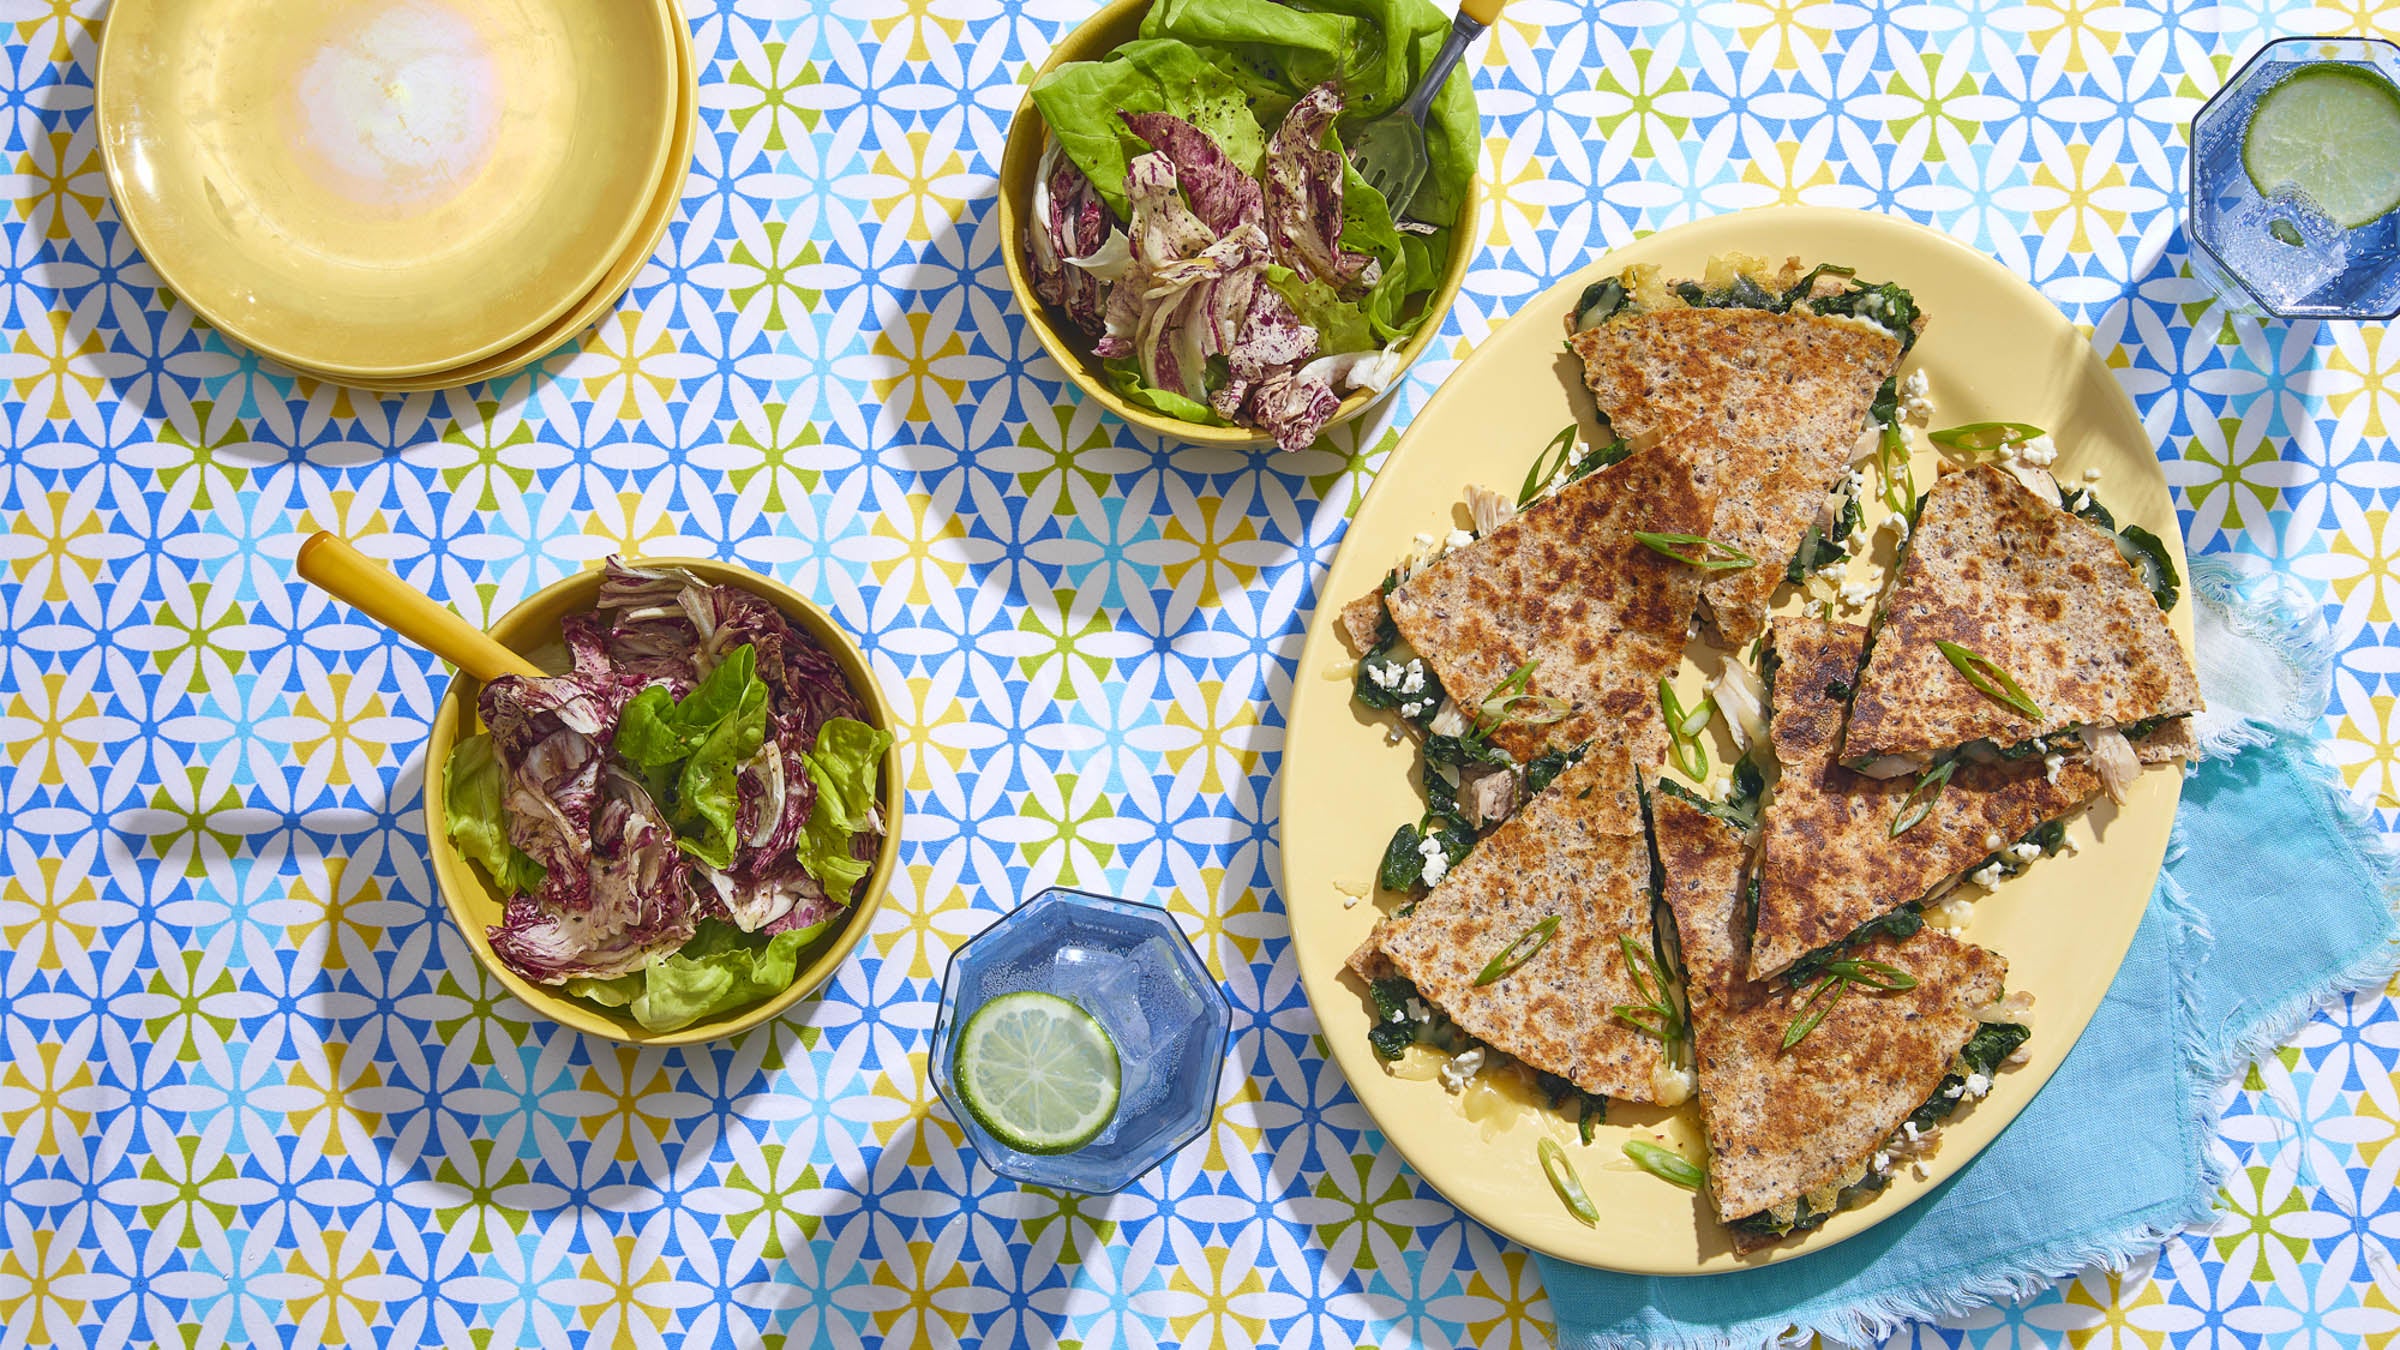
[{"xmin": 4, "ymin": 1, "xmax": 2399, "ymax": 1346}]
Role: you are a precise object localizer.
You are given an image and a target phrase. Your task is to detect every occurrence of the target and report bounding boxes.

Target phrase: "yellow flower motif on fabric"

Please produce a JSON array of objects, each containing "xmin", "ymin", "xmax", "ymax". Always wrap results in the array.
[
  {"xmin": 0, "ymin": 1224, "xmax": 88, "ymax": 1344},
  {"xmin": 0, "ymin": 853, "xmax": 97, "ymax": 969},
  {"xmin": 149, "ymin": 402, "xmax": 253, "ymax": 512},
  {"xmin": 869, "ymin": 310, "xmax": 970, "ymax": 426},
  {"xmin": 435, "ymin": 401, "xmax": 543, "ymax": 512},
  {"xmin": 591, "ymin": 1047, "xmax": 689, "ymax": 1166},
  {"xmin": 1162, "ymin": 1241, "xmax": 1275, "ymax": 1345},
  {"xmin": 893, "ymin": 672, "xmax": 972, "ymax": 795},
  {"xmin": 2327, "ymin": 692, "xmax": 2400, "ymax": 808},
  {"xmin": 1739, "ymin": 139, "xmax": 1839, "ymax": 205},
  {"xmin": 867, "ymin": 131, "xmax": 971, "ymax": 245},
  {"xmin": 1306, "ymin": 424, "xmax": 1399, "ymax": 520},
  {"xmin": 858, "ymin": 0, "xmax": 966, "ymax": 63},
  {"xmin": 1480, "ymin": 133, "xmax": 1549, "ymax": 251},
  {"xmin": 0, "ymin": 668, "xmax": 104, "ymax": 790},
  {"xmin": 2323, "ymin": 324, "xmax": 2399, "ymax": 441},
  {"xmin": 582, "ymin": 489, "xmax": 682, "ymax": 561},
  {"xmin": 1014, "ymin": 774, "xmax": 1119, "ymax": 886},
  {"xmin": 1156, "ymin": 495, "xmax": 1266, "ymax": 611},
  {"xmin": 1725, "ymin": 0, "xmax": 1839, "ymax": 72},
  {"xmin": 2030, "ymin": 142, "xmax": 2132, "ymax": 254},
  {"xmin": 7, "ymin": 488, "xmax": 109, "ymax": 602},
  {"xmin": 580, "ymin": 311, "xmax": 687, "ymax": 423},
  {"xmin": 284, "ymin": 671, "xmax": 391, "ymax": 792},
  {"xmin": 7, "ymin": 309, "xmax": 108, "ymax": 421},
  {"xmin": 283, "ymin": 859, "xmax": 382, "ymax": 975},
  {"xmin": 865, "ymin": 490, "xmax": 976, "ymax": 605},
  {"xmin": 1013, "ymin": 588, "xmax": 1119, "ymax": 689},
  {"xmin": 1206, "ymin": 1072, "xmax": 1267, "ymax": 1172},
  {"xmin": 725, "ymin": 43, "xmax": 824, "ymax": 151},
  {"xmin": 577, "ymin": 1235, "xmax": 675, "ymax": 1343},
  {"xmin": 1165, "ymin": 866, "xmax": 1267, "ymax": 976},
  {"xmin": 141, "ymin": 766, "xmax": 248, "ymax": 879},
  {"xmin": 1461, "ymin": 1245, "xmax": 1552, "ymax": 1350},
  {"xmin": 2014, "ymin": 0, "xmax": 2129, "ymax": 75},
  {"xmin": 0, "ymin": 1037, "xmax": 96, "ymax": 1161},
  {"xmin": 2212, "ymin": 1164, "xmax": 2313, "ymax": 1267},
  {"xmin": 870, "ymin": 1048, "xmax": 962, "ymax": 1165},
  {"xmin": 12, "ymin": 126, "xmax": 104, "ymax": 240},
  {"xmin": 2036, "ymin": 1264, "xmax": 2177, "ymax": 1347},
  {"xmin": 875, "ymin": 860, "xmax": 969, "ymax": 982},
  {"xmin": 13, "ymin": 0, "xmax": 102, "ymax": 65},
  {"xmin": 2316, "ymin": 508, "xmax": 2400, "ymax": 624},
  {"xmin": 278, "ymin": 1040, "xmax": 384, "ymax": 1158},
  {"xmin": 2175, "ymin": 415, "xmax": 2282, "ymax": 535},
  {"xmin": 862, "ymin": 1237, "xmax": 982, "ymax": 1344},
  {"xmin": 1159, "ymin": 679, "xmax": 1264, "ymax": 798},
  {"xmin": 1010, "ymin": 399, "xmax": 1124, "ymax": 503}
]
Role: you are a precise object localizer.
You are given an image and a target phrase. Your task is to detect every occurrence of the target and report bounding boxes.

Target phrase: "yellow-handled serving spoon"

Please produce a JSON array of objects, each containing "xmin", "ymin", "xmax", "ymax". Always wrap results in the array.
[
  {"xmin": 295, "ymin": 532, "xmax": 544, "ymax": 683},
  {"xmin": 1347, "ymin": 0, "xmax": 1506, "ymax": 219}
]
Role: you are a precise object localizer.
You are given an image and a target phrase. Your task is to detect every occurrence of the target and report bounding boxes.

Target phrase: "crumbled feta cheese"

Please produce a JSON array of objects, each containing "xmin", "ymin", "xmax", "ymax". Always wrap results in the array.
[
  {"xmin": 1399, "ymin": 660, "xmax": 1426, "ymax": 695},
  {"xmin": 1446, "ymin": 529, "xmax": 1476, "ymax": 552},
  {"xmin": 1429, "ymin": 701, "xmax": 1469, "ymax": 737},
  {"xmin": 1943, "ymin": 1082, "xmax": 1965, "ymax": 1100},
  {"xmin": 1925, "ymin": 896, "xmax": 1975, "ymax": 931},
  {"xmin": 2083, "ymin": 467, "xmax": 2102, "ymax": 482},
  {"xmin": 1367, "ymin": 662, "xmax": 1399, "ymax": 690},
  {"xmin": 1968, "ymin": 864, "xmax": 2003, "ymax": 889},
  {"xmin": 2060, "ymin": 834, "xmax": 2081, "ymax": 856},
  {"xmin": 1848, "ymin": 468, "xmax": 1867, "ymax": 497},
  {"xmin": 1912, "ymin": 1161, "xmax": 1930, "ymax": 1180},
  {"xmin": 1964, "ymin": 1072, "xmax": 1993, "ymax": 1099},
  {"xmin": 1899, "ymin": 368, "xmax": 1933, "ymax": 426},
  {"xmin": 1880, "ymin": 512, "xmax": 1911, "ymax": 542},
  {"xmin": 1872, "ymin": 1151, "xmax": 1892, "ymax": 1174},
  {"xmin": 1839, "ymin": 578, "xmax": 1879, "ymax": 609},
  {"xmin": 1344, "ymin": 893, "xmax": 1359, "ymax": 909},
  {"xmin": 1650, "ymin": 1061, "xmax": 1695, "ymax": 1107},
  {"xmin": 1844, "ymin": 530, "xmax": 1866, "ymax": 557},
  {"xmin": 2007, "ymin": 1044, "xmax": 2034, "ymax": 1066},
  {"xmin": 1398, "ymin": 699, "xmax": 1431, "ymax": 719},
  {"xmin": 2007, "ymin": 433, "xmax": 2059, "ymax": 468},
  {"xmin": 1406, "ymin": 997, "xmax": 1430, "ymax": 1022},
  {"xmin": 1417, "ymin": 833, "xmax": 1451, "ymax": 887},
  {"xmin": 2043, "ymin": 753, "xmax": 2065, "ymax": 786},
  {"xmin": 2008, "ymin": 841, "xmax": 2042, "ymax": 863},
  {"xmin": 1982, "ymin": 831, "xmax": 2003, "ymax": 851},
  {"xmin": 1439, "ymin": 1046, "xmax": 1485, "ymax": 1093}
]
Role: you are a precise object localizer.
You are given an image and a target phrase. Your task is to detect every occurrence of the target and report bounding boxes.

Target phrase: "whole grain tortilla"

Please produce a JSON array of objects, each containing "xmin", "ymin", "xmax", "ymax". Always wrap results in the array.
[
  {"xmin": 1379, "ymin": 439, "xmax": 1720, "ymax": 771},
  {"xmin": 1570, "ymin": 305, "xmax": 1903, "ymax": 647},
  {"xmin": 1843, "ymin": 465, "xmax": 2204, "ymax": 763},
  {"xmin": 1350, "ymin": 747, "xmax": 1669, "ymax": 1102},
  {"xmin": 1748, "ymin": 617, "xmax": 2103, "ymax": 981},
  {"xmin": 1654, "ymin": 787, "xmax": 2008, "ymax": 1235}
]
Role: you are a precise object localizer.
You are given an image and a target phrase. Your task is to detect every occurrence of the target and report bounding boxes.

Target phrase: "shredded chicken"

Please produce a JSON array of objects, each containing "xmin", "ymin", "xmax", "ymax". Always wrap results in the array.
[
  {"xmin": 2081, "ymin": 724, "xmax": 2139, "ymax": 804},
  {"xmin": 1850, "ymin": 425, "xmax": 1883, "ymax": 466},
  {"xmin": 1973, "ymin": 990, "xmax": 2036, "ymax": 1025},
  {"xmin": 1465, "ymin": 484, "xmax": 1515, "ymax": 537},
  {"xmin": 2000, "ymin": 461, "xmax": 2062, "ymax": 506},
  {"xmin": 1854, "ymin": 755, "xmax": 1922, "ymax": 780},
  {"xmin": 1814, "ymin": 485, "xmax": 1848, "ymax": 533},
  {"xmin": 1428, "ymin": 699, "xmax": 1469, "ymax": 738},
  {"xmin": 1713, "ymin": 661, "xmax": 1770, "ymax": 754},
  {"xmin": 1461, "ymin": 769, "xmax": 1517, "ymax": 831}
]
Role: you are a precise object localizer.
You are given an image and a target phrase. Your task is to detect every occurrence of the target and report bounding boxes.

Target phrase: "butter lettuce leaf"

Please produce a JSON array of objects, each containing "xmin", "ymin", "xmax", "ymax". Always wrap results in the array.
[
  {"xmin": 569, "ymin": 918, "xmax": 834, "ymax": 1033},
  {"xmin": 797, "ymin": 718, "xmax": 893, "ymax": 900},
  {"xmin": 443, "ymin": 732, "xmax": 546, "ymax": 895}
]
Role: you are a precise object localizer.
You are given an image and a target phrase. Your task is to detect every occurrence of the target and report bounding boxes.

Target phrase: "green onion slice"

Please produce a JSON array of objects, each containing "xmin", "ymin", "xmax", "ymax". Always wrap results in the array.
[
  {"xmin": 1482, "ymin": 691, "xmax": 1572, "ymax": 727},
  {"xmin": 1888, "ymin": 760, "xmax": 1957, "ymax": 839},
  {"xmin": 1824, "ymin": 957, "xmax": 1918, "ymax": 992},
  {"xmin": 1540, "ymin": 1137, "xmax": 1601, "ymax": 1224},
  {"xmin": 1876, "ymin": 421, "xmax": 1917, "ymax": 521},
  {"xmin": 1623, "ymin": 1139, "xmax": 1705, "ymax": 1191},
  {"xmin": 1659, "ymin": 681, "xmax": 1714, "ymax": 781},
  {"xmin": 1611, "ymin": 933, "xmax": 1684, "ymax": 1043},
  {"xmin": 1476, "ymin": 915, "xmax": 1561, "ymax": 986},
  {"xmin": 1781, "ymin": 973, "xmax": 1851, "ymax": 1049},
  {"xmin": 1935, "ymin": 641, "xmax": 2043, "ymax": 721},
  {"xmin": 1519, "ymin": 425, "xmax": 1581, "ymax": 507},
  {"xmin": 1929, "ymin": 422, "xmax": 2047, "ymax": 458},
  {"xmin": 1633, "ymin": 532, "xmax": 1756, "ymax": 571}
]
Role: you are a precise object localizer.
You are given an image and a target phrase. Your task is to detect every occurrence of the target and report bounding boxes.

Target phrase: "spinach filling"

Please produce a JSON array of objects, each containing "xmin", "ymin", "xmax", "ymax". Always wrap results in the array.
[
  {"xmin": 1729, "ymin": 1020, "xmax": 2032, "ymax": 1243},
  {"xmin": 1780, "ymin": 903, "xmax": 1925, "ymax": 989},
  {"xmin": 1655, "ymin": 756, "xmax": 1767, "ymax": 833},
  {"xmin": 1968, "ymin": 818, "xmax": 2069, "ymax": 884},
  {"xmin": 1531, "ymin": 1070, "xmax": 1611, "ymax": 1144},
  {"xmin": 1786, "ymin": 482, "xmax": 1863, "ymax": 583},
  {"xmin": 1366, "ymin": 978, "xmax": 1609, "ymax": 1140}
]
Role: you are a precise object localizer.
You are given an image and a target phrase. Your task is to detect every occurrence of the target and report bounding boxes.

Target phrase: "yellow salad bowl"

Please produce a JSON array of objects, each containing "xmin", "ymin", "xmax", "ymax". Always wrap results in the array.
[
  {"xmin": 424, "ymin": 560, "xmax": 903, "ymax": 1046},
  {"xmin": 997, "ymin": 0, "xmax": 1480, "ymax": 450}
]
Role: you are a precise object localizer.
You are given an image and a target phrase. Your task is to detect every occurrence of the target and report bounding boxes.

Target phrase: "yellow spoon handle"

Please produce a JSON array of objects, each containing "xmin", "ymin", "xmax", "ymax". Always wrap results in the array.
[
  {"xmin": 1460, "ymin": 0, "xmax": 1504, "ymax": 27},
  {"xmin": 296, "ymin": 532, "xmax": 545, "ymax": 684}
]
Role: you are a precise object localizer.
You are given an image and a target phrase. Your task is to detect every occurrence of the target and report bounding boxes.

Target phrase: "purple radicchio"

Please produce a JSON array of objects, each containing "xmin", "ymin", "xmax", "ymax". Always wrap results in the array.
[
  {"xmin": 487, "ymin": 767, "xmax": 699, "ymax": 983},
  {"xmin": 1263, "ymin": 84, "xmax": 1380, "ymax": 294},
  {"xmin": 1119, "ymin": 112, "xmax": 1263, "ymax": 235},
  {"xmin": 1031, "ymin": 141, "xmax": 1125, "ymax": 338},
  {"xmin": 479, "ymin": 669, "xmax": 625, "ymax": 914}
]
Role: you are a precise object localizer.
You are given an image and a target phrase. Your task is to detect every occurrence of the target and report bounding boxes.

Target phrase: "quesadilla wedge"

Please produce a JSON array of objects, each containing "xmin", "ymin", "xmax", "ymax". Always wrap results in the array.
[
  {"xmin": 1348, "ymin": 746, "xmax": 1674, "ymax": 1104},
  {"xmin": 1842, "ymin": 464, "xmax": 2203, "ymax": 792},
  {"xmin": 1356, "ymin": 436, "xmax": 1723, "ymax": 774},
  {"xmin": 1565, "ymin": 255, "xmax": 1917, "ymax": 646},
  {"xmin": 1653, "ymin": 787, "xmax": 2028, "ymax": 1252},
  {"xmin": 1748, "ymin": 617, "xmax": 2104, "ymax": 981}
]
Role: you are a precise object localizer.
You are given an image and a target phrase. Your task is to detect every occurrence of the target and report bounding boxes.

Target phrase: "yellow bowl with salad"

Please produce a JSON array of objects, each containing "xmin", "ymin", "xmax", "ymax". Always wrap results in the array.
[
  {"xmin": 425, "ymin": 558, "xmax": 902, "ymax": 1046},
  {"xmin": 1000, "ymin": 0, "xmax": 1481, "ymax": 451}
]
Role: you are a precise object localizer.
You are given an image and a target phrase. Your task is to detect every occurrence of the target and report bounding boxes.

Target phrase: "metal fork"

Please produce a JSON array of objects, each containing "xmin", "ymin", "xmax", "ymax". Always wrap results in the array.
[{"xmin": 1347, "ymin": 0, "xmax": 1504, "ymax": 220}]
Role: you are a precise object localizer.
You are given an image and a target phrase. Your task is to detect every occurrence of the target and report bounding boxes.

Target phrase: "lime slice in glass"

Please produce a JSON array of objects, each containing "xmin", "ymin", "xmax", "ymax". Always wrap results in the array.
[
  {"xmin": 953, "ymin": 990, "xmax": 1121, "ymax": 1154},
  {"xmin": 2243, "ymin": 64, "xmax": 2400, "ymax": 229}
]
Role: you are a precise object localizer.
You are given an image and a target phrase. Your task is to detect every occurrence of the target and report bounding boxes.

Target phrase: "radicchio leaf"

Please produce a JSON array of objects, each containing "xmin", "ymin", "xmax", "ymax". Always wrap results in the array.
[
  {"xmin": 1120, "ymin": 111, "xmax": 1262, "ymax": 235},
  {"xmin": 486, "ymin": 767, "xmax": 698, "ymax": 983},
  {"xmin": 1250, "ymin": 368, "xmax": 1344, "ymax": 453},
  {"xmin": 1262, "ymin": 84, "xmax": 1376, "ymax": 293}
]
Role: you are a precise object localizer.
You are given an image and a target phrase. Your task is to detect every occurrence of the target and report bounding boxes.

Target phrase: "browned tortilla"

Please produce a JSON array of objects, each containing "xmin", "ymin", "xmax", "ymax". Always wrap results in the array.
[
  {"xmin": 1654, "ymin": 788, "xmax": 2007, "ymax": 1235},
  {"xmin": 1749, "ymin": 617, "xmax": 2103, "ymax": 981},
  {"xmin": 1570, "ymin": 306, "xmax": 1902, "ymax": 647},
  {"xmin": 1844, "ymin": 465, "xmax": 2203, "ymax": 763},
  {"xmin": 1378, "ymin": 440, "xmax": 1719, "ymax": 772},
  {"xmin": 1351, "ymin": 747, "xmax": 1668, "ymax": 1102}
]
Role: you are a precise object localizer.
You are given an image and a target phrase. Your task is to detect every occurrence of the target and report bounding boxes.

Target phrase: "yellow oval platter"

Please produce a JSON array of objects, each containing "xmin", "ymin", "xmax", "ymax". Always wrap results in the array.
[{"xmin": 1281, "ymin": 205, "xmax": 2194, "ymax": 1274}]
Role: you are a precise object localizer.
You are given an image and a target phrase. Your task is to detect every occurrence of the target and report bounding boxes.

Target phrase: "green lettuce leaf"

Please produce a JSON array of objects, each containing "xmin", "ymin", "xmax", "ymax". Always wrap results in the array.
[
  {"xmin": 617, "ymin": 645, "xmax": 760, "ymax": 770},
  {"xmin": 1030, "ymin": 38, "xmax": 1270, "ymax": 218},
  {"xmin": 1101, "ymin": 356, "xmax": 1230, "ymax": 425},
  {"xmin": 1265, "ymin": 264, "xmax": 1372, "ymax": 355},
  {"xmin": 613, "ymin": 645, "xmax": 772, "ymax": 869},
  {"xmin": 674, "ymin": 672, "xmax": 768, "ymax": 870},
  {"xmin": 443, "ymin": 732, "xmax": 546, "ymax": 895},
  {"xmin": 797, "ymin": 717, "xmax": 893, "ymax": 900},
  {"xmin": 571, "ymin": 919, "xmax": 834, "ymax": 1034}
]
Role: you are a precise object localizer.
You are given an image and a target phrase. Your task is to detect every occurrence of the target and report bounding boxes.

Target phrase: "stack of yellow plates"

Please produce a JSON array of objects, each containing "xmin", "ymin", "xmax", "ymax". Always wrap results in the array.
[{"xmin": 96, "ymin": 0, "xmax": 697, "ymax": 392}]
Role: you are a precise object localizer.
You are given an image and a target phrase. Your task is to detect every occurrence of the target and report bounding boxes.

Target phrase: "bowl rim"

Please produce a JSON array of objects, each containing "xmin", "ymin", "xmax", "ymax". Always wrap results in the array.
[
  {"xmin": 422, "ymin": 556, "xmax": 904, "ymax": 1047},
  {"xmin": 996, "ymin": 0, "xmax": 1483, "ymax": 449}
]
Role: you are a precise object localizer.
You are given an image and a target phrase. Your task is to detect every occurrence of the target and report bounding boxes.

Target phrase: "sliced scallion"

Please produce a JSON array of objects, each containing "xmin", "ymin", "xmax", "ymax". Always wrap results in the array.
[
  {"xmin": 1476, "ymin": 914, "xmax": 1561, "ymax": 986},
  {"xmin": 1540, "ymin": 1137, "xmax": 1601, "ymax": 1224},
  {"xmin": 1623, "ymin": 1139, "xmax": 1705, "ymax": 1191},
  {"xmin": 1824, "ymin": 957, "xmax": 1918, "ymax": 992},
  {"xmin": 1781, "ymin": 972, "xmax": 1851, "ymax": 1049},
  {"xmin": 1518, "ymin": 425, "xmax": 1582, "ymax": 507},
  {"xmin": 1936, "ymin": 641, "xmax": 2043, "ymax": 721},
  {"xmin": 1888, "ymin": 760, "xmax": 1957, "ymax": 838},
  {"xmin": 1633, "ymin": 532, "xmax": 1756, "ymax": 571},
  {"xmin": 1929, "ymin": 422, "xmax": 2047, "ymax": 458}
]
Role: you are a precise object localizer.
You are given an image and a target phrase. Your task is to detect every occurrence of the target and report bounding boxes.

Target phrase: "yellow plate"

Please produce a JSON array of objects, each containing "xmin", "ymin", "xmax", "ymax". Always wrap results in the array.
[
  {"xmin": 1281, "ymin": 206, "xmax": 2194, "ymax": 1274},
  {"xmin": 337, "ymin": 0, "xmax": 698, "ymax": 394},
  {"xmin": 424, "ymin": 559, "xmax": 903, "ymax": 1047},
  {"xmin": 995, "ymin": 0, "xmax": 1478, "ymax": 450},
  {"xmin": 97, "ymin": 0, "xmax": 678, "ymax": 379}
]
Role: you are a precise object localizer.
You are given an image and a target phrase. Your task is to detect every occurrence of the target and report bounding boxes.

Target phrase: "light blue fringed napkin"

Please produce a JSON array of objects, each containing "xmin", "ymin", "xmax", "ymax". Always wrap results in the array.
[{"xmin": 1536, "ymin": 558, "xmax": 2400, "ymax": 1350}]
